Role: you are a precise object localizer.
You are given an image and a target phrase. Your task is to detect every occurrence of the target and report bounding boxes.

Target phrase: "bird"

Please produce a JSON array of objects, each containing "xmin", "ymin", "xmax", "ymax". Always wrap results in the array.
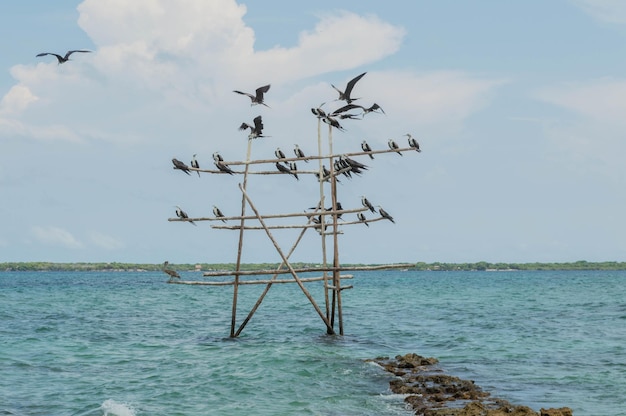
[
  {"xmin": 331, "ymin": 72, "xmax": 366, "ymax": 103},
  {"xmin": 357, "ymin": 212, "xmax": 369, "ymax": 227},
  {"xmin": 361, "ymin": 196, "xmax": 376, "ymax": 213},
  {"xmin": 214, "ymin": 160, "xmax": 235, "ymax": 175},
  {"xmin": 321, "ymin": 115, "xmax": 344, "ymax": 131},
  {"xmin": 275, "ymin": 162, "xmax": 298, "ymax": 180},
  {"xmin": 340, "ymin": 155, "xmax": 368, "ymax": 173},
  {"xmin": 213, "ymin": 205, "xmax": 226, "ymax": 222},
  {"xmin": 332, "ymin": 102, "xmax": 384, "ymax": 117},
  {"xmin": 388, "ymin": 139, "xmax": 402, "ymax": 156},
  {"xmin": 378, "ymin": 206, "xmax": 395, "ymax": 224},
  {"xmin": 406, "ymin": 134, "xmax": 421, "ymax": 152},
  {"xmin": 175, "ymin": 206, "xmax": 196, "ymax": 226},
  {"xmin": 191, "ymin": 154, "xmax": 200, "ymax": 177},
  {"xmin": 361, "ymin": 140, "xmax": 374, "ymax": 159},
  {"xmin": 36, "ymin": 49, "xmax": 91, "ymax": 64},
  {"xmin": 172, "ymin": 158, "xmax": 191, "ymax": 175},
  {"xmin": 294, "ymin": 144, "xmax": 307, "ymax": 162},
  {"xmin": 311, "ymin": 104, "xmax": 327, "ymax": 118},
  {"xmin": 239, "ymin": 115, "xmax": 265, "ymax": 139},
  {"xmin": 275, "ymin": 147, "xmax": 286, "ymax": 159},
  {"xmin": 289, "ymin": 161, "xmax": 299, "ymax": 180},
  {"xmin": 233, "ymin": 84, "xmax": 271, "ymax": 107},
  {"xmin": 212, "ymin": 152, "xmax": 224, "ymax": 163},
  {"xmin": 163, "ymin": 261, "xmax": 181, "ymax": 280}
]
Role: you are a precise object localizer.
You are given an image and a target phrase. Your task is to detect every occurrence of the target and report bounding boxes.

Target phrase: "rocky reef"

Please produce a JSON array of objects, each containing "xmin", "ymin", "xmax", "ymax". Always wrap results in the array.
[{"xmin": 369, "ymin": 353, "xmax": 573, "ymax": 416}]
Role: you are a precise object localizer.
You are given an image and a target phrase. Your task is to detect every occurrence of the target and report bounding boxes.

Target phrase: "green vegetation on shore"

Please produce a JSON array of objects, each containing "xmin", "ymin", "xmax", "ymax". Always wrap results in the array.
[{"xmin": 2, "ymin": 260, "xmax": 626, "ymax": 271}]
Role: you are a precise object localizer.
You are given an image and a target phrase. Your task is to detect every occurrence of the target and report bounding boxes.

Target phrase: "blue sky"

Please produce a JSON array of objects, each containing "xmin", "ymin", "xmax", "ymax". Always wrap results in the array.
[{"xmin": 1, "ymin": 0, "xmax": 626, "ymax": 264}]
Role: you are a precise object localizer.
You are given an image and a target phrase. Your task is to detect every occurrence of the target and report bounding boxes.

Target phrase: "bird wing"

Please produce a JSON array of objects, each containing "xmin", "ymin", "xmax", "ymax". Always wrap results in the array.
[
  {"xmin": 252, "ymin": 115, "xmax": 264, "ymax": 133},
  {"xmin": 331, "ymin": 103, "xmax": 363, "ymax": 116},
  {"xmin": 344, "ymin": 72, "xmax": 367, "ymax": 97},
  {"xmin": 233, "ymin": 90, "xmax": 254, "ymax": 100},
  {"xmin": 65, "ymin": 50, "xmax": 92, "ymax": 59},
  {"xmin": 238, "ymin": 122, "xmax": 251, "ymax": 131},
  {"xmin": 255, "ymin": 84, "xmax": 270, "ymax": 99},
  {"xmin": 36, "ymin": 52, "xmax": 62, "ymax": 60}
]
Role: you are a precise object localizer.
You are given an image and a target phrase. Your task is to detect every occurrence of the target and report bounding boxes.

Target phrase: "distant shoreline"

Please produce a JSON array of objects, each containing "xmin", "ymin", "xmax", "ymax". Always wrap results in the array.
[{"xmin": 2, "ymin": 260, "xmax": 626, "ymax": 272}]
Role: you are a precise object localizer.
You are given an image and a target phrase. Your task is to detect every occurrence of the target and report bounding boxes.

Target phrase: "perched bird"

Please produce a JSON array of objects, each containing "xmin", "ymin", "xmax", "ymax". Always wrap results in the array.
[
  {"xmin": 163, "ymin": 261, "xmax": 181, "ymax": 280},
  {"xmin": 311, "ymin": 104, "xmax": 327, "ymax": 118},
  {"xmin": 275, "ymin": 162, "xmax": 298, "ymax": 180},
  {"xmin": 275, "ymin": 147, "xmax": 286, "ymax": 159},
  {"xmin": 357, "ymin": 212, "xmax": 369, "ymax": 227},
  {"xmin": 331, "ymin": 72, "xmax": 366, "ymax": 103},
  {"xmin": 172, "ymin": 158, "xmax": 191, "ymax": 175},
  {"xmin": 321, "ymin": 115, "xmax": 344, "ymax": 131},
  {"xmin": 239, "ymin": 115, "xmax": 265, "ymax": 139},
  {"xmin": 361, "ymin": 140, "xmax": 374, "ymax": 159},
  {"xmin": 406, "ymin": 134, "xmax": 421, "ymax": 152},
  {"xmin": 212, "ymin": 152, "xmax": 224, "ymax": 163},
  {"xmin": 214, "ymin": 160, "xmax": 235, "ymax": 175},
  {"xmin": 289, "ymin": 161, "xmax": 299, "ymax": 180},
  {"xmin": 340, "ymin": 155, "xmax": 368, "ymax": 173},
  {"xmin": 388, "ymin": 139, "xmax": 402, "ymax": 156},
  {"xmin": 293, "ymin": 144, "xmax": 307, "ymax": 162},
  {"xmin": 378, "ymin": 206, "xmax": 395, "ymax": 224},
  {"xmin": 36, "ymin": 49, "xmax": 91, "ymax": 64},
  {"xmin": 233, "ymin": 84, "xmax": 271, "ymax": 107},
  {"xmin": 191, "ymin": 154, "xmax": 200, "ymax": 177},
  {"xmin": 175, "ymin": 206, "xmax": 196, "ymax": 226},
  {"xmin": 361, "ymin": 196, "xmax": 376, "ymax": 213},
  {"xmin": 213, "ymin": 205, "xmax": 226, "ymax": 222}
]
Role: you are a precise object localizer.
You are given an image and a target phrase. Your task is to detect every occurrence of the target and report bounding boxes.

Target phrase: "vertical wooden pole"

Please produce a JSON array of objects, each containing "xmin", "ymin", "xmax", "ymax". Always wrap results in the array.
[
  {"xmin": 230, "ymin": 139, "xmax": 253, "ymax": 337},
  {"xmin": 317, "ymin": 117, "xmax": 331, "ymax": 329}
]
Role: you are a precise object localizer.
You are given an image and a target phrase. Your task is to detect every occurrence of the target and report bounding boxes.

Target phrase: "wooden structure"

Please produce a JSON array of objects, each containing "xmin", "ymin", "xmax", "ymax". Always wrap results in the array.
[{"xmin": 167, "ymin": 90, "xmax": 419, "ymax": 338}]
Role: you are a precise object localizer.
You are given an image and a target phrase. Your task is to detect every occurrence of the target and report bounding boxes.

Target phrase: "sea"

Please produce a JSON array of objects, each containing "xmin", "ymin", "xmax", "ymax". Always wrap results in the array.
[{"xmin": 1, "ymin": 269, "xmax": 624, "ymax": 416}]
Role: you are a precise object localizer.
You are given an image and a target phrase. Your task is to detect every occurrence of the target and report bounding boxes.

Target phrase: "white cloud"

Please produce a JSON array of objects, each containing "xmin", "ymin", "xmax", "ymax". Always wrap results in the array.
[
  {"xmin": 90, "ymin": 232, "xmax": 125, "ymax": 250},
  {"xmin": 31, "ymin": 226, "xmax": 84, "ymax": 249},
  {"xmin": 0, "ymin": 85, "xmax": 38, "ymax": 114},
  {"xmin": 572, "ymin": 0, "xmax": 626, "ymax": 24}
]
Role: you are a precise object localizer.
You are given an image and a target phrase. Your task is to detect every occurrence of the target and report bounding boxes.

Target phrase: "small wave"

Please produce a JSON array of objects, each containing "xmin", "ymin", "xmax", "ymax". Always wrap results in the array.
[{"xmin": 100, "ymin": 399, "xmax": 136, "ymax": 416}]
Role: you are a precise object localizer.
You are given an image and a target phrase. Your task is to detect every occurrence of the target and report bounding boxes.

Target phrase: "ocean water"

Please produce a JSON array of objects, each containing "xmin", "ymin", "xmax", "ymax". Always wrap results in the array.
[{"xmin": 1, "ymin": 269, "xmax": 624, "ymax": 415}]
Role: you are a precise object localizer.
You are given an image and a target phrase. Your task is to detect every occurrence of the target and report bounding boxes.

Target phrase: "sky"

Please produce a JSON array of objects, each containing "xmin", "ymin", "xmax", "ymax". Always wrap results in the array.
[{"xmin": 1, "ymin": 0, "xmax": 626, "ymax": 265}]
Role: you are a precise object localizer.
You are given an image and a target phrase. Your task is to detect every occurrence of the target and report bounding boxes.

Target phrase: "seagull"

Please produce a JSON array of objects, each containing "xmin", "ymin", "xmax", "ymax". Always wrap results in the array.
[
  {"xmin": 163, "ymin": 261, "xmax": 181, "ymax": 280},
  {"xmin": 191, "ymin": 154, "xmax": 200, "ymax": 177},
  {"xmin": 289, "ymin": 161, "xmax": 299, "ymax": 180},
  {"xmin": 294, "ymin": 144, "xmax": 307, "ymax": 162},
  {"xmin": 361, "ymin": 196, "xmax": 376, "ymax": 213},
  {"xmin": 213, "ymin": 205, "xmax": 226, "ymax": 222},
  {"xmin": 175, "ymin": 206, "xmax": 196, "ymax": 226},
  {"xmin": 406, "ymin": 134, "xmax": 421, "ymax": 152},
  {"xmin": 239, "ymin": 115, "xmax": 265, "ymax": 139},
  {"xmin": 388, "ymin": 139, "xmax": 402, "ymax": 156},
  {"xmin": 172, "ymin": 158, "xmax": 191, "ymax": 175},
  {"xmin": 357, "ymin": 212, "xmax": 369, "ymax": 227},
  {"xmin": 212, "ymin": 152, "xmax": 224, "ymax": 163},
  {"xmin": 331, "ymin": 72, "xmax": 366, "ymax": 103},
  {"xmin": 378, "ymin": 206, "xmax": 395, "ymax": 224},
  {"xmin": 36, "ymin": 49, "xmax": 91, "ymax": 64},
  {"xmin": 214, "ymin": 160, "xmax": 235, "ymax": 175},
  {"xmin": 361, "ymin": 140, "xmax": 374, "ymax": 159},
  {"xmin": 275, "ymin": 147, "xmax": 286, "ymax": 159},
  {"xmin": 233, "ymin": 84, "xmax": 271, "ymax": 107}
]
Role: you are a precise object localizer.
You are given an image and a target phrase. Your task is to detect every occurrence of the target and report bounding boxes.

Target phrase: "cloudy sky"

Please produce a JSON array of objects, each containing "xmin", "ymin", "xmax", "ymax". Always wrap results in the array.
[{"xmin": 1, "ymin": 0, "xmax": 626, "ymax": 265}]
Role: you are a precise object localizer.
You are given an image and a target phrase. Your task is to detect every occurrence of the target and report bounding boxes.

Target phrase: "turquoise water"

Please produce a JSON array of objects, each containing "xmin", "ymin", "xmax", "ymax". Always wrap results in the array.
[{"xmin": 1, "ymin": 270, "xmax": 624, "ymax": 415}]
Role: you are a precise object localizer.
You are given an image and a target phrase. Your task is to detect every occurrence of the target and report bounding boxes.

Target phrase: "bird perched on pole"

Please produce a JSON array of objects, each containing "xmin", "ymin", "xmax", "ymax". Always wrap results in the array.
[
  {"xmin": 361, "ymin": 140, "xmax": 374, "ymax": 159},
  {"xmin": 172, "ymin": 158, "xmax": 191, "ymax": 175},
  {"xmin": 175, "ymin": 206, "xmax": 196, "ymax": 226},
  {"xmin": 163, "ymin": 261, "xmax": 181, "ymax": 281},
  {"xmin": 294, "ymin": 144, "xmax": 307, "ymax": 162},
  {"xmin": 357, "ymin": 212, "xmax": 369, "ymax": 227},
  {"xmin": 36, "ymin": 49, "xmax": 91, "ymax": 64},
  {"xmin": 190, "ymin": 154, "xmax": 200, "ymax": 177},
  {"xmin": 214, "ymin": 160, "xmax": 235, "ymax": 175},
  {"xmin": 388, "ymin": 139, "xmax": 402, "ymax": 156},
  {"xmin": 331, "ymin": 72, "xmax": 366, "ymax": 103},
  {"xmin": 361, "ymin": 196, "xmax": 376, "ymax": 213},
  {"xmin": 239, "ymin": 115, "xmax": 265, "ymax": 139},
  {"xmin": 275, "ymin": 147, "xmax": 286, "ymax": 160},
  {"xmin": 233, "ymin": 84, "xmax": 271, "ymax": 107},
  {"xmin": 378, "ymin": 206, "xmax": 395, "ymax": 224},
  {"xmin": 213, "ymin": 205, "xmax": 226, "ymax": 222},
  {"xmin": 406, "ymin": 134, "xmax": 421, "ymax": 152}
]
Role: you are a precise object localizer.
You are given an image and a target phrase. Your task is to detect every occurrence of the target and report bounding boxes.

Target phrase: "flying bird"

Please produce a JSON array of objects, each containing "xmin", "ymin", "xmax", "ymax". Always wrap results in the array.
[
  {"xmin": 163, "ymin": 261, "xmax": 181, "ymax": 280},
  {"xmin": 388, "ymin": 139, "xmax": 402, "ymax": 156},
  {"xmin": 378, "ymin": 206, "xmax": 395, "ymax": 224},
  {"xmin": 331, "ymin": 72, "xmax": 366, "ymax": 103},
  {"xmin": 172, "ymin": 158, "xmax": 191, "ymax": 175},
  {"xmin": 293, "ymin": 144, "xmax": 307, "ymax": 162},
  {"xmin": 321, "ymin": 115, "xmax": 344, "ymax": 131},
  {"xmin": 233, "ymin": 84, "xmax": 271, "ymax": 107},
  {"xmin": 275, "ymin": 147, "xmax": 286, "ymax": 159},
  {"xmin": 361, "ymin": 196, "xmax": 376, "ymax": 213},
  {"xmin": 239, "ymin": 115, "xmax": 265, "ymax": 139},
  {"xmin": 215, "ymin": 160, "xmax": 235, "ymax": 175},
  {"xmin": 357, "ymin": 212, "xmax": 369, "ymax": 227},
  {"xmin": 406, "ymin": 134, "xmax": 421, "ymax": 152},
  {"xmin": 213, "ymin": 205, "xmax": 226, "ymax": 222},
  {"xmin": 175, "ymin": 206, "xmax": 196, "ymax": 226},
  {"xmin": 361, "ymin": 140, "xmax": 374, "ymax": 159},
  {"xmin": 36, "ymin": 49, "xmax": 91, "ymax": 64},
  {"xmin": 191, "ymin": 154, "xmax": 200, "ymax": 177}
]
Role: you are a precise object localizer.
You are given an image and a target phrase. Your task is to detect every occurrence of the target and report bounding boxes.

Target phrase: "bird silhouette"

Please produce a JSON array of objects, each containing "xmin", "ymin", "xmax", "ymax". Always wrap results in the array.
[
  {"xmin": 233, "ymin": 84, "xmax": 271, "ymax": 107},
  {"xmin": 239, "ymin": 115, "xmax": 265, "ymax": 139},
  {"xmin": 36, "ymin": 50, "xmax": 91, "ymax": 64},
  {"xmin": 331, "ymin": 72, "xmax": 366, "ymax": 103},
  {"xmin": 172, "ymin": 158, "xmax": 191, "ymax": 175}
]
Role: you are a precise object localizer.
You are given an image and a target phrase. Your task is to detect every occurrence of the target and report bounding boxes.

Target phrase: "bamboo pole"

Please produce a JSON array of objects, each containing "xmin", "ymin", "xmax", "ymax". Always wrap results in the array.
[
  {"xmin": 168, "ymin": 274, "xmax": 354, "ymax": 286},
  {"xmin": 238, "ymin": 183, "xmax": 335, "ymax": 334},
  {"xmin": 316, "ymin": 116, "xmax": 331, "ymax": 323},
  {"xmin": 202, "ymin": 263, "xmax": 415, "ymax": 277},
  {"xmin": 168, "ymin": 206, "xmax": 367, "ymax": 223}
]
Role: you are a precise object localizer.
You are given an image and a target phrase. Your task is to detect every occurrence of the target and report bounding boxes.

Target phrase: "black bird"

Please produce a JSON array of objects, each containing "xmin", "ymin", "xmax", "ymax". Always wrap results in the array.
[
  {"xmin": 321, "ymin": 115, "xmax": 344, "ymax": 131},
  {"xmin": 289, "ymin": 161, "xmax": 299, "ymax": 180},
  {"xmin": 163, "ymin": 261, "xmax": 181, "ymax": 280},
  {"xmin": 311, "ymin": 104, "xmax": 327, "ymax": 118},
  {"xmin": 212, "ymin": 152, "xmax": 224, "ymax": 163},
  {"xmin": 294, "ymin": 144, "xmax": 307, "ymax": 161},
  {"xmin": 213, "ymin": 205, "xmax": 226, "ymax": 222},
  {"xmin": 357, "ymin": 212, "xmax": 369, "ymax": 227},
  {"xmin": 172, "ymin": 158, "xmax": 191, "ymax": 175},
  {"xmin": 275, "ymin": 162, "xmax": 298, "ymax": 180},
  {"xmin": 360, "ymin": 103, "xmax": 385, "ymax": 115},
  {"xmin": 36, "ymin": 49, "xmax": 91, "ymax": 64},
  {"xmin": 388, "ymin": 139, "xmax": 402, "ymax": 156},
  {"xmin": 331, "ymin": 72, "xmax": 366, "ymax": 103},
  {"xmin": 378, "ymin": 206, "xmax": 395, "ymax": 224},
  {"xmin": 340, "ymin": 155, "xmax": 368, "ymax": 172},
  {"xmin": 233, "ymin": 84, "xmax": 271, "ymax": 107},
  {"xmin": 191, "ymin": 154, "xmax": 200, "ymax": 177},
  {"xmin": 361, "ymin": 140, "xmax": 374, "ymax": 159},
  {"xmin": 215, "ymin": 160, "xmax": 235, "ymax": 175},
  {"xmin": 275, "ymin": 147, "xmax": 286, "ymax": 159},
  {"xmin": 239, "ymin": 115, "xmax": 265, "ymax": 139},
  {"xmin": 175, "ymin": 206, "xmax": 196, "ymax": 226},
  {"xmin": 326, "ymin": 202, "xmax": 344, "ymax": 219},
  {"xmin": 406, "ymin": 134, "xmax": 421, "ymax": 152},
  {"xmin": 361, "ymin": 196, "xmax": 376, "ymax": 213}
]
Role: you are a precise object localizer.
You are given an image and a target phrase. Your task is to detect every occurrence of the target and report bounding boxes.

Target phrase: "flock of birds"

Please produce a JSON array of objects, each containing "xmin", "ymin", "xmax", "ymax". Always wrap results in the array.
[{"xmin": 169, "ymin": 71, "xmax": 422, "ymax": 233}]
